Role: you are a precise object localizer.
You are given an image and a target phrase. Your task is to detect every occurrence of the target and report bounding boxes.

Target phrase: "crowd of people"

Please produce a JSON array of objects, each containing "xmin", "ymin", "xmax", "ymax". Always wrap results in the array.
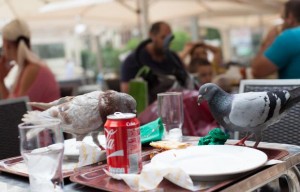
[
  {"xmin": 0, "ymin": 1, "xmax": 299, "ymax": 120},
  {"xmin": 120, "ymin": 0, "xmax": 300, "ymax": 106}
]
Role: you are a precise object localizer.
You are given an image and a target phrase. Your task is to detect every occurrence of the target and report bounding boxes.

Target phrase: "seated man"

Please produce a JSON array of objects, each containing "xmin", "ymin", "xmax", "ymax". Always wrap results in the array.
[
  {"xmin": 251, "ymin": 0, "xmax": 300, "ymax": 79},
  {"xmin": 120, "ymin": 21, "xmax": 189, "ymax": 104}
]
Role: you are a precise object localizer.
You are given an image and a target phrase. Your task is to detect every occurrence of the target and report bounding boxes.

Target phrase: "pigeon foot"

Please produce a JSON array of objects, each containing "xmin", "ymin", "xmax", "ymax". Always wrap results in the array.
[{"xmin": 235, "ymin": 133, "xmax": 254, "ymax": 146}]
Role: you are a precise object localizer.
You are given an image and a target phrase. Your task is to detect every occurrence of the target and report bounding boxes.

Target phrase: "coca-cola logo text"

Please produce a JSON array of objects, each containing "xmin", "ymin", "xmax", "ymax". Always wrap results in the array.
[
  {"xmin": 126, "ymin": 122, "xmax": 136, "ymax": 126},
  {"xmin": 105, "ymin": 128, "xmax": 117, "ymax": 150}
]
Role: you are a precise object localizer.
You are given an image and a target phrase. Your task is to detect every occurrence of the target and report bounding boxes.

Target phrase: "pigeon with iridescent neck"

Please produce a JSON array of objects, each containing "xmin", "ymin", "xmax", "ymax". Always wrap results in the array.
[{"xmin": 197, "ymin": 83, "xmax": 300, "ymax": 148}]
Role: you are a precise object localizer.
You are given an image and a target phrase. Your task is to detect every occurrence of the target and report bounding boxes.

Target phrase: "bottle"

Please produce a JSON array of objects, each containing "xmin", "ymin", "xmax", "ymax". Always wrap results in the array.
[{"xmin": 97, "ymin": 72, "xmax": 107, "ymax": 90}]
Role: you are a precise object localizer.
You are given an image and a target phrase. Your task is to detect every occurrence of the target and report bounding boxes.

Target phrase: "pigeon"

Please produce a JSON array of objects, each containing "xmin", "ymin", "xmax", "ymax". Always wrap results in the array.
[
  {"xmin": 22, "ymin": 90, "xmax": 137, "ymax": 149},
  {"xmin": 197, "ymin": 83, "xmax": 300, "ymax": 148}
]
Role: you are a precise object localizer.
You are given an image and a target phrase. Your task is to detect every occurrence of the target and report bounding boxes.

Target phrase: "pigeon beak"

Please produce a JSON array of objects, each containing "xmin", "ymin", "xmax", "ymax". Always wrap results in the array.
[{"xmin": 197, "ymin": 95, "xmax": 203, "ymax": 105}]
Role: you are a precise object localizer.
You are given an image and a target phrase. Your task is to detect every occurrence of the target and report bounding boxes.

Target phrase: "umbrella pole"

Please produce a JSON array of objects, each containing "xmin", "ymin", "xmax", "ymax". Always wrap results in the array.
[{"xmin": 138, "ymin": 0, "xmax": 149, "ymax": 39}]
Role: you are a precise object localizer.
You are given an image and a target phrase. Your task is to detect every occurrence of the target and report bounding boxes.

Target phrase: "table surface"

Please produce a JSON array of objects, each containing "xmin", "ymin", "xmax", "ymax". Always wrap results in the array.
[{"xmin": 1, "ymin": 137, "xmax": 300, "ymax": 192}]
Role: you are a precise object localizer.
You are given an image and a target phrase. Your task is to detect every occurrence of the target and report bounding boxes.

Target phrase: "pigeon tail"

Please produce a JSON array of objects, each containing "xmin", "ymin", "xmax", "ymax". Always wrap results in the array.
[
  {"xmin": 22, "ymin": 108, "xmax": 57, "ymax": 122},
  {"xmin": 284, "ymin": 86, "xmax": 300, "ymax": 111}
]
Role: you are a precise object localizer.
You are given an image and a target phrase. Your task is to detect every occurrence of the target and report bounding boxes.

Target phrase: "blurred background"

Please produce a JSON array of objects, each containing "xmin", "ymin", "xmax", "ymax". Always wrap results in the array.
[{"xmin": 0, "ymin": 0, "xmax": 287, "ymax": 94}]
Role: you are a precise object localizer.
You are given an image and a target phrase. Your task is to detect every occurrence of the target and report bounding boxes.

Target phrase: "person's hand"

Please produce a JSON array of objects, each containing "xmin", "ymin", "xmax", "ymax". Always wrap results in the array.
[
  {"xmin": 0, "ymin": 56, "xmax": 13, "ymax": 83},
  {"xmin": 179, "ymin": 42, "xmax": 197, "ymax": 60},
  {"xmin": 182, "ymin": 42, "xmax": 195, "ymax": 52},
  {"xmin": 260, "ymin": 25, "xmax": 282, "ymax": 53}
]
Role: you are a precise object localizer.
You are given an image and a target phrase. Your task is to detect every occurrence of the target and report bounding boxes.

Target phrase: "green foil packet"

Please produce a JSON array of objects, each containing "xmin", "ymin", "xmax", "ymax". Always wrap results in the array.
[
  {"xmin": 198, "ymin": 128, "xmax": 230, "ymax": 145},
  {"xmin": 140, "ymin": 118, "xmax": 164, "ymax": 144}
]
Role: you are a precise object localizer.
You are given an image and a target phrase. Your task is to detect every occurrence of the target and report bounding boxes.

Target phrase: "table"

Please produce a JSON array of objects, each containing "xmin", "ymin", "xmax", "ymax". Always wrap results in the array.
[{"xmin": 1, "ymin": 137, "xmax": 300, "ymax": 192}]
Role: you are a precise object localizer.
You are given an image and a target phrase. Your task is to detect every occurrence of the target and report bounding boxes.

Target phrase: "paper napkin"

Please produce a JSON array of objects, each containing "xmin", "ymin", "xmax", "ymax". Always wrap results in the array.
[
  {"xmin": 103, "ymin": 157, "xmax": 282, "ymax": 191},
  {"xmin": 77, "ymin": 141, "xmax": 106, "ymax": 167},
  {"xmin": 104, "ymin": 161, "xmax": 216, "ymax": 191}
]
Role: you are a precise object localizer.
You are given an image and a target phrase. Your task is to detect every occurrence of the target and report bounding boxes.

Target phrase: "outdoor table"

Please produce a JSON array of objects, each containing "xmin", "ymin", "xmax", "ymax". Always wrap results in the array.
[{"xmin": 1, "ymin": 137, "xmax": 300, "ymax": 192}]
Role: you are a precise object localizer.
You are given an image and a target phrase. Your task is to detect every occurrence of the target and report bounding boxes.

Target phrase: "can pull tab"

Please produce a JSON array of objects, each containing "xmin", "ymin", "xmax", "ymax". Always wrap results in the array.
[{"xmin": 114, "ymin": 112, "xmax": 126, "ymax": 118}]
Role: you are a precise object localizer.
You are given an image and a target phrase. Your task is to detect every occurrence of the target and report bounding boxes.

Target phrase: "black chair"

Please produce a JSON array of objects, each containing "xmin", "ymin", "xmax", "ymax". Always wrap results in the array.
[
  {"xmin": 237, "ymin": 79, "xmax": 300, "ymax": 146},
  {"xmin": 0, "ymin": 97, "xmax": 31, "ymax": 159}
]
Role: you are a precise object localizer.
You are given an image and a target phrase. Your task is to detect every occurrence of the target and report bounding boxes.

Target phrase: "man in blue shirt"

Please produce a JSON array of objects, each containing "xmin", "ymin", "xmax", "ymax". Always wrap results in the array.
[
  {"xmin": 252, "ymin": 0, "xmax": 300, "ymax": 79},
  {"xmin": 120, "ymin": 21, "xmax": 187, "ymax": 103}
]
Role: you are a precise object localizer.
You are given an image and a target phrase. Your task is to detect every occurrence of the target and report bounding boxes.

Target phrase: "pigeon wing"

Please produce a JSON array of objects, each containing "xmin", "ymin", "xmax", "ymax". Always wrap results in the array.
[
  {"xmin": 228, "ymin": 91, "xmax": 289, "ymax": 128},
  {"xmin": 56, "ymin": 92, "xmax": 103, "ymax": 135},
  {"xmin": 28, "ymin": 96, "xmax": 75, "ymax": 110},
  {"xmin": 23, "ymin": 91, "xmax": 103, "ymax": 137}
]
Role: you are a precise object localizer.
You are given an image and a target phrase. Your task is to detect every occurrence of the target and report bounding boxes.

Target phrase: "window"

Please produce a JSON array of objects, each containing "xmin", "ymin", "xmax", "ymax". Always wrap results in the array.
[{"xmin": 32, "ymin": 43, "xmax": 65, "ymax": 59}]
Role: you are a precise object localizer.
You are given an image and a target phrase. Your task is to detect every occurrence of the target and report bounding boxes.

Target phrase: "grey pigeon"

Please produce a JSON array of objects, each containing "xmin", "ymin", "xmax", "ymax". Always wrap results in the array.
[
  {"xmin": 197, "ymin": 83, "xmax": 300, "ymax": 148},
  {"xmin": 22, "ymin": 90, "xmax": 137, "ymax": 149}
]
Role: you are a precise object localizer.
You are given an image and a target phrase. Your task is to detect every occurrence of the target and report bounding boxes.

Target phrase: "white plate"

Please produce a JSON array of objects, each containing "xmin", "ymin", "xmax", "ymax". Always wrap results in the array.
[
  {"xmin": 64, "ymin": 135, "xmax": 106, "ymax": 158},
  {"xmin": 151, "ymin": 145, "xmax": 268, "ymax": 181}
]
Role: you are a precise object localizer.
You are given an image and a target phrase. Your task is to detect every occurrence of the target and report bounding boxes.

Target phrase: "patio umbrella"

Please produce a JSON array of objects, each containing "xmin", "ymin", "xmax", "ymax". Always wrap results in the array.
[
  {"xmin": 0, "ymin": 0, "xmax": 285, "ymax": 35},
  {"xmin": 32, "ymin": 0, "xmax": 284, "ymax": 34}
]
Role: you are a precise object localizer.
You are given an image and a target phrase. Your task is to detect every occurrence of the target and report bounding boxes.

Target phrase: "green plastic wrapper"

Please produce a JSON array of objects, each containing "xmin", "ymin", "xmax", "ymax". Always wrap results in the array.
[
  {"xmin": 198, "ymin": 128, "xmax": 230, "ymax": 145},
  {"xmin": 140, "ymin": 118, "xmax": 164, "ymax": 144}
]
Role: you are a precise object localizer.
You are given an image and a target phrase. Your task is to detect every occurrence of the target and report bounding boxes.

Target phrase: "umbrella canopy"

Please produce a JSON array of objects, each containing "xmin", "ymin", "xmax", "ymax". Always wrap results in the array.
[{"xmin": 0, "ymin": 0, "xmax": 286, "ymax": 34}]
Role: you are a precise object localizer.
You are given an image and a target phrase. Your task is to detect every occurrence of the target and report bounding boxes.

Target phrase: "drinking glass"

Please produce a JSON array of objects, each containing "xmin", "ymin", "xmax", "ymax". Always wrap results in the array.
[
  {"xmin": 157, "ymin": 92, "xmax": 184, "ymax": 141},
  {"xmin": 18, "ymin": 120, "xmax": 64, "ymax": 192}
]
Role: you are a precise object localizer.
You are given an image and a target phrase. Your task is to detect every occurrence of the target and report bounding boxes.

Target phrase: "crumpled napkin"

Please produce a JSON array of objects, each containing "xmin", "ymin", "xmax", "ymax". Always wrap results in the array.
[
  {"xmin": 104, "ymin": 161, "xmax": 216, "ymax": 191},
  {"xmin": 77, "ymin": 141, "xmax": 106, "ymax": 167},
  {"xmin": 103, "ymin": 153, "xmax": 283, "ymax": 192},
  {"xmin": 198, "ymin": 128, "xmax": 230, "ymax": 145},
  {"xmin": 104, "ymin": 159, "xmax": 284, "ymax": 191}
]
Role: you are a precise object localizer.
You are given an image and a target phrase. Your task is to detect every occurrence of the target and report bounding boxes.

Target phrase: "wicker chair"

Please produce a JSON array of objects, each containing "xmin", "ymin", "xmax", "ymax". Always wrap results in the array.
[
  {"xmin": 0, "ymin": 97, "xmax": 31, "ymax": 159},
  {"xmin": 236, "ymin": 79, "xmax": 300, "ymax": 146}
]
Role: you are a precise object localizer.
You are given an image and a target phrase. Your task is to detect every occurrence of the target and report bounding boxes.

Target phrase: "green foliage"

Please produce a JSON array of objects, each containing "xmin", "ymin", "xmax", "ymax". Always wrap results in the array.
[
  {"xmin": 101, "ymin": 38, "xmax": 141, "ymax": 75},
  {"xmin": 123, "ymin": 37, "xmax": 141, "ymax": 52},
  {"xmin": 101, "ymin": 43, "xmax": 122, "ymax": 74},
  {"xmin": 81, "ymin": 49, "xmax": 97, "ymax": 73},
  {"xmin": 170, "ymin": 31, "xmax": 191, "ymax": 52},
  {"xmin": 206, "ymin": 28, "xmax": 221, "ymax": 40}
]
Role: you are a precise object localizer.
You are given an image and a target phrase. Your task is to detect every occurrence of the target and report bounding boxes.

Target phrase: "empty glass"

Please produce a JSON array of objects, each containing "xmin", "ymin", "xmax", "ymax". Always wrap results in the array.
[
  {"xmin": 157, "ymin": 92, "xmax": 184, "ymax": 141},
  {"xmin": 19, "ymin": 120, "xmax": 64, "ymax": 192}
]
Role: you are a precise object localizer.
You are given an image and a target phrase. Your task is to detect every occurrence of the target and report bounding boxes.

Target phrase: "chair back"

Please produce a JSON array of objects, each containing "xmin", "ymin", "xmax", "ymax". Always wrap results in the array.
[
  {"xmin": 0, "ymin": 97, "xmax": 31, "ymax": 159},
  {"xmin": 237, "ymin": 79, "xmax": 300, "ymax": 146}
]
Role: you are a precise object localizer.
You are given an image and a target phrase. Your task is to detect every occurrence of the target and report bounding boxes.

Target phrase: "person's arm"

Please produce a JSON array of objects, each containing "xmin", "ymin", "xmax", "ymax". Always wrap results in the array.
[
  {"xmin": 178, "ymin": 42, "xmax": 194, "ymax": 61},
  {"xmin": 252, "ymin": 29, "xmax": 293, "ymax": 78},
  {"xmin": 251, "ymin": 54, "xmax": 278, "ymax": 78},
  {"xmin": 120, "ymin": 53, "xmax": 138, "ymax": 93},
  {"xmin": 0, "ymin": 81, "xmax": 8, "ymax": 99},
  {"xmin": 204, "ymin": 44, "xmax": 222, "ymax": 73},
  {"xmin": 258, "ymin": 25, "xmax": 281, "ymax": 53},
  {"xmin": 121, "ymin": 82, "xmax": 129, "ymax": 93},
  {"xmin": 0, "ymin": 57, "xmax": 12, "ymax": 99},
  {"xmin": 15, "ymin": 63, "xmax": 39, "ymax": 97}
]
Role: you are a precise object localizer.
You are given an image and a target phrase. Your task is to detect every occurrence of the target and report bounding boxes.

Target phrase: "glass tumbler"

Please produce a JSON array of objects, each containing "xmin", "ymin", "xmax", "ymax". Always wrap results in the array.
[
  {"xmin": 19, "ymin": 120, "xmax": 64, "ymax": 192},
  {"xmin": 157, "ymin": 92, "xmax": 184, "ymax": 141}
]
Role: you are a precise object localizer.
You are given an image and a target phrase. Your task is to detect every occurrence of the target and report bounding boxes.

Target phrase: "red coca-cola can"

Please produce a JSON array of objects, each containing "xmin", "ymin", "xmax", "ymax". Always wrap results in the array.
[{"xmin": 104, "ymin": 112, "xmax": 142, "ymax": 174}]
